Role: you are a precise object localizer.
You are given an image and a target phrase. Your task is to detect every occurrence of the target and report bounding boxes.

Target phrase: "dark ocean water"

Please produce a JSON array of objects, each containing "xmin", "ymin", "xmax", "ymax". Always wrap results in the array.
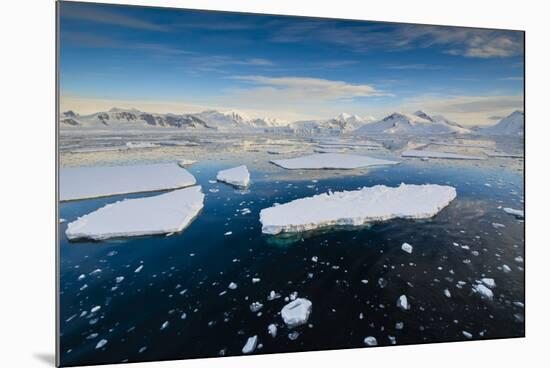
[{"xmin": 59, "ymin": 159, "xmax": 524, "ymax": 366}]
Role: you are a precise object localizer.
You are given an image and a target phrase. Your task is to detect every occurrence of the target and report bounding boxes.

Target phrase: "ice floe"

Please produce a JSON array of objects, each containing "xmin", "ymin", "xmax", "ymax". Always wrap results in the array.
[
  {"xmin": 473, "ymin": 283, "xmax": 494, "ymax": 299},
  {"xmin": 281, "ymin": 298, "xmax": 312, "ymax": 328},
  {"xmin": 271, "ymin": 153, "xmax": 399, "ymax": 170},
  {"xmin": 396, "ymin": 295, "xmax": 410, "ymax": 310},
  {"xmin": 242, "ymin": 335, "xmax": 258, "ymax": 354},
  {"xmin": 66, "ymin": 186, "xmax": 204, "ymax": 240},
  {"xmin": 216, "ymin": 165, "xmax": 250, "ymax": 187},
  {"xmin": 95, "ymin": 339, "xmax": 108, "ymax": 349},
  {"xmin": 401, "ymin": 150, "xmax": 485, "ymax": 160},
  {"xmin": 60, "ymin": 163, "xmax": 197, "ymax": 201},
  {"xmin": 177, "ymin": 159, "xmax": 197, "ymax": 168},
  {"xmin": 260, "ymin": 184, "xmax": 456, "ymax": 235},
  {"xmin": 363, "ymin": 336, "xmax": 378, "ymax": 346},
  {"xmin": 267, "ymin": 324, "xmax": 277, "ymax": 338},
  {"xmin": 503, "ymin": 207, "xmax": 524, "ymax": 219}
]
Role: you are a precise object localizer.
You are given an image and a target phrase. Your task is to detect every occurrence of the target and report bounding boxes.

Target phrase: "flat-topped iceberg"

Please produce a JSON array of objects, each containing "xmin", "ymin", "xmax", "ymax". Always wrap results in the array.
[
  {"xmin": 271, "ymin": 153, "xmax": 399, "ymax": 170},
  {"xmin": 60, "ymin": 163, "xmax": 196, "ymax": 201},
  {"xmin": 260, "ymin": 184, "xmax": 456, "ymax": 235},
  {"xmin": 66, "ymin": 186, "xmax": 204, "ymax": 240},
  {"xmin": 401, "ymin": 150, "xmax": 485, "ymax": 160},
  {"xmin": 216, "ymin": 165, "xmax": 250, "ymax": 187}
]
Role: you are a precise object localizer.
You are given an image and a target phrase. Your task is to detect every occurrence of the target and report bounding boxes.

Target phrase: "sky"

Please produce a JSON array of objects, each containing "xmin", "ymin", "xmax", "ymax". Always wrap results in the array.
[{"xmin": 59, "ymin": 1, "xmax": 524, "ymax": 125}]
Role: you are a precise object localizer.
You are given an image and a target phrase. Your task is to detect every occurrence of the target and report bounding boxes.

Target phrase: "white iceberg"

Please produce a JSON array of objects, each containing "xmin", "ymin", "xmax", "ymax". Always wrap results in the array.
[
  {"xmin": 271, "ymin": 153, "xmax": 399, "ymax": 170},
  {"xmin": 242, "ymin": 335, "xmax": 258, "ymax": 354},
  {"xmin": 397, "ymin": 295, "xmax": 410, "ymax": 310},
  {"xmin": 503, "ymin": 207, "xmax": 524, "ymax": 219},
  {"xmin": 401, "ymin": 242, "xmax": 413, "ymax": 254},
  {"xmin": 402, "ymin": 150, "xmax": 485, "ymax": 160},
  {"xmin": 260, "ymin": 184, "xmax": 456, "ymax": 235},
  {"xmin": 281, "ymin": 298, "xmax": 312, "ymax": 328},
  {"xmin": 363, "ymin": 336, "xmax": 378, "ymax": 346},
  {"xmin": 66, "ymin": 186, "xmax": 204, "ymax": 240},
  {"xmin": 473, "ymin": 283, "xmax": 494, "ymax": 299},
  {"xmin": 267, "ymin": 324, "xmax": 277, "ymax": 338},
  {"xmin": 60, "ymin": 163, "xmax": 197, "ymax": 201},
  {"xmin": 216, "ymin": 165, "xmax": 250, "ymax": 187}
]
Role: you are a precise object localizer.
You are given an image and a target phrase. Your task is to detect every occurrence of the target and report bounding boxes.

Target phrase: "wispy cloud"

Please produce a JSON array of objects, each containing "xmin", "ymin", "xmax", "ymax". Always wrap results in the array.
[
  {"xmin": 61, "ymin": 4, "xmax": 168, "ymax": 31},
  {"xmin": 384, "ymin": 63, "xmax": 445, "ymax": 70},
  {"xmin": 499, "ymin": 76, "xmax": 523, "ymax": 81}
]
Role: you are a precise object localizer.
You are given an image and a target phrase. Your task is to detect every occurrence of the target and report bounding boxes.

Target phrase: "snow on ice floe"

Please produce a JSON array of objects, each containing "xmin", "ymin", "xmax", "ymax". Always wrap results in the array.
[
  {"xmin": 60, "ymin": 163, "xmax": 197, "ymax": 201},
  {"xmin": 503, "ymin": 207, "xmax": 524, "ymax": 219},
  {"xmin": 401, "ymin": 150, "xmax": 485, "ymax": 160},
  {"xmin": 65, "ymin": 186, "xmax": 204, "ymax": 240},
  {"xmin": 260, "ymin": 184, "xmax": 456, "ymax": 235},
  {"xmin": 216, "ymin": 165, "xmax": 250, "ymax": 187},
  {"xmin": 281, "ymin": 298, "xmax": 312, "ymax": 328},
  {"xmin": 242, "ymin": 335, "xmax": 258, "ymax": 354},
  {"xmin": 270, "ymin": 153, "xmax": 399, "ymax": 170}
]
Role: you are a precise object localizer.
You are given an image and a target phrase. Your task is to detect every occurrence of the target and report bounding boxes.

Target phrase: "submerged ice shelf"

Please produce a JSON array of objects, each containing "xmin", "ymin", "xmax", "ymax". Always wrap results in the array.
[
  {"xmin": 270, "ymin": 153, "xmax": 399, "ymax": 170},
  {"xmin": 60, "ymin": 163, "xmax": 196, "ymax": 201},
  {"xmin": 260, "ymin": 184, "xmax": 457, "ymax": 235},
  {"xmin": 216, "ymin": 165, "xmax": 250, "ymax": 187},
  {"xmin": 65, "ymin": 186, "xmax": 204, "ymax": 240}
]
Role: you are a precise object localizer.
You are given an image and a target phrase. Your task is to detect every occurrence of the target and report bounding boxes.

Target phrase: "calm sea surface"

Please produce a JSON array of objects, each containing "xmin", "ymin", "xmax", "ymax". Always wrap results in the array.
[{"xmin": 59, "ymin": 158, "xmax": 524, "ymax": 366}]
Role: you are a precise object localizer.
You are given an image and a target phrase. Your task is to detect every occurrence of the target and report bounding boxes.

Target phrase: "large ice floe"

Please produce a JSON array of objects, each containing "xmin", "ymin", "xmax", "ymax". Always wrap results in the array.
[
  {"xmin": 60, "ymin": 163, "xmax": 196, "ymax": 201},
  {"xmin": 260, "ymin": 184, "xmax": 456, "ymax": 235},
  {"xmin": 401, "ymin": 150, "xmax": 485, "ymax": 160},
  {"xmin": 270, "ymin": 153, "xmax": 399, "ymax": 170},
  {"xmin": 281, "ymin": 298, "xmax": 312, "ymax": 328},
  {"xmin": 65, "ymin": 186, "xmax": 204, "ymax": 240},
  {"xmin": 216, "ymin": 165, "xmax": 250, "ymax": 187}
]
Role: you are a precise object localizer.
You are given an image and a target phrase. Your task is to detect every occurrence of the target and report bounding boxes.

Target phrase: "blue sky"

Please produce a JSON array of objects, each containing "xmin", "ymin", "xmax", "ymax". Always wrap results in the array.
[{"xmin": 59, "ymin": 1, "xmax": 524, "ymax": 125}]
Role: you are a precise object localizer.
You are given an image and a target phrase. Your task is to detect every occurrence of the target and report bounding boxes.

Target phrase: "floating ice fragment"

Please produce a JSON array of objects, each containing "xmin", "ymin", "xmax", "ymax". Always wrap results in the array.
[
  {"xmin": 481, "ymin": 278, "xmax": 496, "ymax": 288},
  {"xmin": 444, "ymin": 289, "xmax": 451, "ymax": 298},
  {"xmin": 402, "ymin": 150, "xmax": 485, "ymax": 160},
  {"xmin": 462, "ymin": 331, "xmax": 473, "ymax": 339},
  {"xmin": 281, "ymin": 298, "xmax": 312, "ymax": 328},
  {"xmin": 224, "ymin": 231, "xmax": 232, "ymax": 236},
  {"xmin": 78, "ymin": 274, "xmax": 85, "ymax": 281},
  {"xmin": 288, "ymin": 331, "xmax": 300, "ymax": 340},
  {"xmin": 134, "ymin": 265, "xmax": 144, "ymax": 273},
  {"xmin": 260, "ymin": 184, "xmax": 456, "ymax": 235},
  {"xmin": 502, "ymin": 207, "xmax": 524, "ymax": 219},
  {"xmin": 181, "ymin": 312, "xmax": 187, "ymax": 320},
  {"xmin": 115, "ymin": 276, "xmax": 124, "ymax": 283},
  {"xmin": 271, "ymin": 153, "xmax": 399, "ymax": 170},
  {"xmin": 250, "ymin": 302, "xmax": 263, "ymax": 313},
  {"xmin": 160, "ymin": 321, "xmax": 169, "ymax": 331},
  {"xmin": 95, "ymin": 339, "xmax": 108, "ymax": 349},
  {"xmin": 252, "ymin": 278, "xmax": 261, "ymax": 283},
  {"xmin": 396, "ymin": 295, "xmax": 409, "ymax": 310},
  {"xmin": 90, "ymin": 269, "xmax": 102, "ymax": 276},
  {"xmin": 228, "ymin": 282, "xmax": 238, "ymax": 290},
  {"xmin": 290, "ymin": 291, "xmax": 298, "ymax": 301},
  {"xmin": 90, "ymin": 306, "xmax": 101, "ymax": 313},
  {"xmin": 66, "ymin": 186, "xmax": 205, "ymax": 240},
  {"xmin": 178, "ymin": 159, "xmax": 196, "ymax": 168},
  {"xmin": 395, "ymin": 322, "xmax": 404, "ymax": 330},
  {"xmin": 268, "ymin": 324, "xmax": 277, "ymax": 338},
  {"xmin": 502, "ymin": 264, "xmax": 512, "ymax": 273},
  {"xmin": 401, "ymin": 242, "xmax": 413, "ymax": 254},
  {"xmin": 267, "ymin": 290, "xmax": 281, "ymax": 301},
  {"xmin": 363, "ymin": 336, "xmax": 378, "ymax": 346},
  {"xmin": 473, "ymin": 284, "xmax": 494, "ymax": 299},
  {"xmin": 217, "ymin": 165, "xmax": 250, "ymax": 187},
  {"xmin": 242, "ymin": 335, "xmax": 258, "ymax": 354}
]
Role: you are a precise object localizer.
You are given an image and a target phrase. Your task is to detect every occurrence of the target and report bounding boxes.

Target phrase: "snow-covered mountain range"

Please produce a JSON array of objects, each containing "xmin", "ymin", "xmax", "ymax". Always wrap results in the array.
[
  {"xmin": 60, "ymin": 107, "xmax": 524, "ymax": 137},
  {"xmin": 479, "ymin": 111, "xmax": 524, "ymax": 136},
  {"xmin": 353, "ymin": 111, "xmax": 470, "ymax": 136}
]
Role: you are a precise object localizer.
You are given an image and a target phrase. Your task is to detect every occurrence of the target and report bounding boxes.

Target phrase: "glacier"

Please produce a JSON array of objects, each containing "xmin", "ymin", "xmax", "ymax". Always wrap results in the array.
[{"xmin": 260, "ymin": 184, "xmax": 456, "ymax": 235}]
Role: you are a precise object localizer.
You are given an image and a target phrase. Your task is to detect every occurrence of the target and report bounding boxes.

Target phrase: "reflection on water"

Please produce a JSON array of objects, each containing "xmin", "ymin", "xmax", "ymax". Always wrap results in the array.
[{"xmin": 59, "ymin": 146, "xmax": 524, "ymax": 366}]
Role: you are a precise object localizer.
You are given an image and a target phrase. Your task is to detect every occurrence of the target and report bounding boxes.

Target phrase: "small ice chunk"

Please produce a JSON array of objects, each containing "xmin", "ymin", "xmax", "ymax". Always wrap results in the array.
[
  {"xmin": 134, "ymin": 265, "xmax": 144, "ymax": 273},
  {"xmin": 267, "ymin": 290, "xmax": 281, "ymax": 301},
  {"xmin": 395, "ymin": 322, "xmax": 404, "ymax": 330},
  {"xmin": 217, "ymin": 165, "xmax": 250, "ymax": 187},
  {"xmin": 268, "ymin": 324, "xmax": 277, "ymax": 338},
  {"xmin": 281, "ymin": 298, "xmax": 312, "ymax": 328},
  {"xmin": 502, "ymin": 264, "xmax": 512, "ymax": 273},
  {"xmin": 115, "ymin": 276, "xmax": 124, "ymax": 283},
  {"xmin": 481, "ymin": 278, "xmax": 496, "ymax": 288},
  {"xmin": 228, "ymin": 282, "xmax": 238, "ymax": 290},
  {"xmin": 78, "ymin": 274, "xmax": 85, "ymax": 280},
  {"xmin": 178, "ymin": 159, "xmax": 196, "ymax": 168},
  {"xmin": 288, "ymin": 331, "xmax": 300, "ymax": 340},
  {"xmin": 462, "ymin": 331, "xmax": 473, "ymax": 339},
  {"xmin": 401, "ymin": 242, "xmax": 413, "ymax": 254},
  {"xmin": 250, "ymin": 302, "xmax": 263, "ymax": 313},
  {"xmin": 90, "ymin": 305, "xmax": 101, "ymax": 313},
  {"xmin": 95, "ymin": 339, "xmax": 108, "ymax": 349},
  {"xmin": 502, "ymin": 207, "xmax": 524, "ymax": 219},
  {"xmin": 473, "ymin": 284, "xmax": 494, "ymax": 299},
  {"xmin": 224, "ymin": 231, "xmax": 232, "ymax": 236},
  {"xmin": 444, "ymin": 288, "xmax": 451, "ymax": 298},
  {"xmin": 252, "ymin": 278, "xmax": 261, "ymax": 283},
  {"xmin": 271, "ymin": 153, "xmax": 399, "ymax": 170},
  {"xmin": 396, "ymin": 295, "xmax": 409, "ymax": 310},
  {"xmin": 363, "ymin": 336, "xmax": 378, "ymax": 346},
  {"xmin": 160, "ymin": 321, "xmax": 169, "ymax": 330},
  {"xmin": 242, "ymin": 335, "xmax": 258, "ymax": 354}
]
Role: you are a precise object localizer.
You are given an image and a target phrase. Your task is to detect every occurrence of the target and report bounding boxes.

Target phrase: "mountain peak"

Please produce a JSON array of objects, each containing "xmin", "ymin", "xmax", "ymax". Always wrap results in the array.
[{"xmin": 413, "ymin": 110, "xmax": 434, "ymax": 122}]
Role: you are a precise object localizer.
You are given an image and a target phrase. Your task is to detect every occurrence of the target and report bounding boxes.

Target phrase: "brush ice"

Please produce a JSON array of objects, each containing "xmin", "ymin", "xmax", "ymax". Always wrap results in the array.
[
  {"xmin": 216, "ymin": 165, "xmax": 250, "ymax": 187},
  {"xmin": 402, "ymin": 150, "xmax": 485, "ymax": 160},
  {"xmin": 281, "ymin": 298, "xmax": 312, "ymax": 328},
  {"xmin": 260, "ymin": 184, "xmax": 456, "ymax": 235},
  {"xmin": 60, "ymin": 163, "xmax": 196, "ymax": 201},
  {"xmin": 271, "ymin": 153, "xmax": 399, "ymax": 170},
  {"xmin": 66, "ymin": 186, "xmax": 204, "ymax": 240}
]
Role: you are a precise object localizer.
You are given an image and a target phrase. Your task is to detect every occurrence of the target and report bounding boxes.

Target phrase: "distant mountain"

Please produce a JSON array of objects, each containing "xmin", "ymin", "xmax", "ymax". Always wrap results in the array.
[
  {"xmin": 290, "ymin": 113, "xmax": 375, "ymax": 134},
  {"xmin": 353, "ymin": 111, "xmax": 470, "ymax": 135},
  {"xmin": 479, "ymin": 110, "xmax": 524, "ymax": 136},
  {"xmin": 59, "ymin": 108, "xmax": 288, "ymax": 131}
]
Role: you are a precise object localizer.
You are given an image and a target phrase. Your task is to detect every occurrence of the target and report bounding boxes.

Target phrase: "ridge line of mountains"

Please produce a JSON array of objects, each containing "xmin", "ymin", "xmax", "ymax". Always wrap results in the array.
[{"xmin": 60, "ymin": 108, "xmax": 524, "ymax": 136}]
